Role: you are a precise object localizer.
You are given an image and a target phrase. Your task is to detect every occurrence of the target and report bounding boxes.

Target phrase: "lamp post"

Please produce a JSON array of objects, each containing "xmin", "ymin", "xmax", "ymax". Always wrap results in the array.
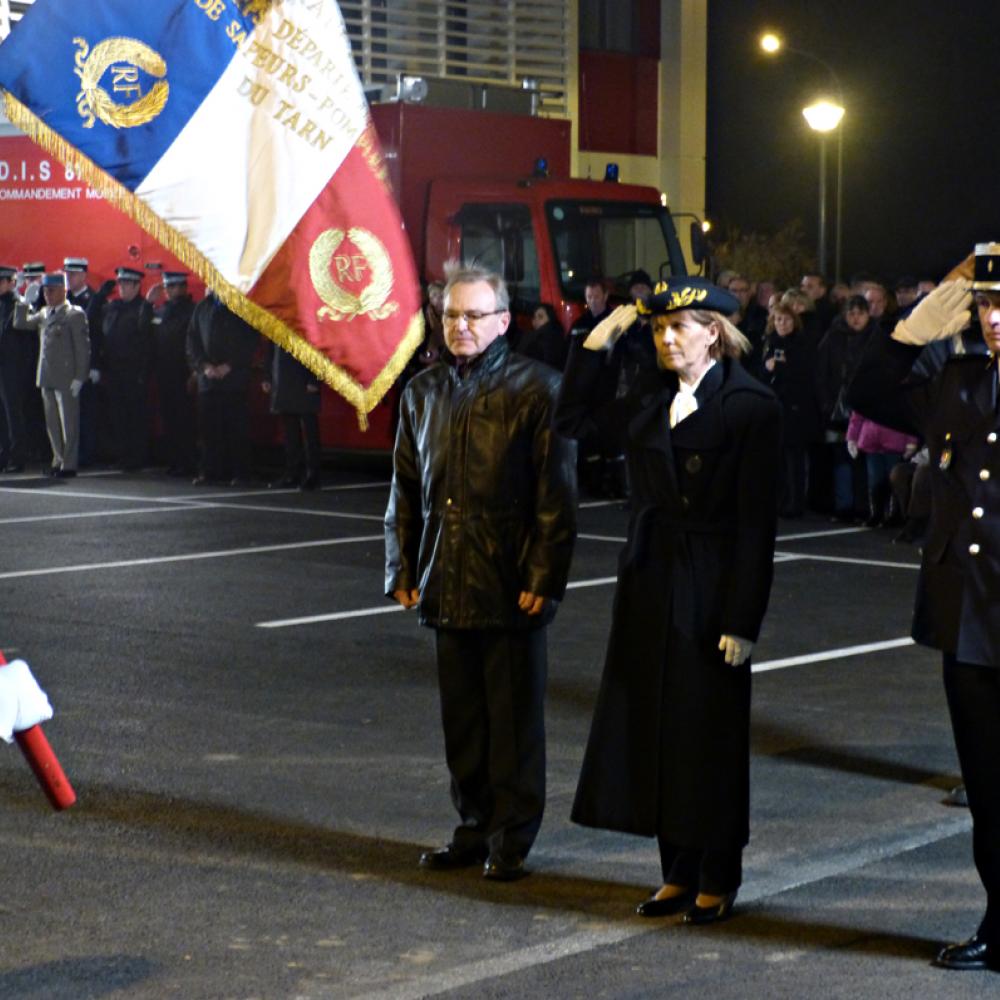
[
  {"xmin": 802, "ymin": 100, "xmax": 845, "ymax": 278},
  {"xmin": 760, "ymin": 33, "xmax": 846, "ymax": 283}
]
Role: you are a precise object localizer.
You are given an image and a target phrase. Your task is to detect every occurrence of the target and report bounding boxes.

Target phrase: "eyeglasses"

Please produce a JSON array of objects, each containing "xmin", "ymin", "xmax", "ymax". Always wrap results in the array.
[{"xmin": 442, "ymin": 309, "xmax": 505, "ymax": 327}]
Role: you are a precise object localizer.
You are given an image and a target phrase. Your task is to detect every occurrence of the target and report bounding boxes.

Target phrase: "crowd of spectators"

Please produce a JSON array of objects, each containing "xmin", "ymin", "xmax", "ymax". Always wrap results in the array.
[{"xmin": 468, "ymin": 262, "xmax": 949, "ymax": 544}]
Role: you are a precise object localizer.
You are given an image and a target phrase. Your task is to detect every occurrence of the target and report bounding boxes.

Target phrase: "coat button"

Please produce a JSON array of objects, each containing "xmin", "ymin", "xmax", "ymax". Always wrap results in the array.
[
  {"xmin": 446, "ymin": 497, "xmax": 453, "ymax": 505},
  {"xmin": 969, "ymin": 543, "xmax": 981, "ymax": 555},
  {"xmin": 973, "ymin": 507, "xmax": 985, "ymax": 519},
  {"xmin": 680, "ymin": 495, "xmax": 690, "ymax": 509},
  {"xmin": 685, "ymin": 454, "xmax": 703, "ymax": 474},
  {"xmin": 981, "ymin": 469, "xmax": 991, "ymax": 481},
  {"xmin": 989, "ymin": 432, "xmax": 998, "ymax": 444}
]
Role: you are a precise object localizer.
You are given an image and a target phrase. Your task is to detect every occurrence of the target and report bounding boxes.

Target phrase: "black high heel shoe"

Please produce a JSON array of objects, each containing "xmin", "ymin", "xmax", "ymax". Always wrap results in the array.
[
  {"xmin": 683, "ymin": 891, "xmax": 737, "ymax": 925},
  {"xmin": 635, "ymin": 886, "xmax": 696, "ymax": 918}
]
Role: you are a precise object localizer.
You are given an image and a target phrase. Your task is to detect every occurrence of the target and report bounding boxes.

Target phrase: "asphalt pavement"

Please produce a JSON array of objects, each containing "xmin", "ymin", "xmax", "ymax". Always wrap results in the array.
[{"xmin": 0, "ymin": 465, "xmax": 995, "ymax": 999}]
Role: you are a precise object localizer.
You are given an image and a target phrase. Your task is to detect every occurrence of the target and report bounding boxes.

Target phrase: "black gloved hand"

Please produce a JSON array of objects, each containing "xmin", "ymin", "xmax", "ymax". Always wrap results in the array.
[{"xmin": 98, "ymin": 279, "xmax": 117, "ymax": 298}]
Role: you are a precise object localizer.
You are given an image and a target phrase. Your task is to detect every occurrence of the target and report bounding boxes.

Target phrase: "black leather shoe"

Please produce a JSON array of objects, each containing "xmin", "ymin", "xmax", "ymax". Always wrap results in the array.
[
  {"xmin": 683, "ymin": 891, "xmax": 737, "ymax": 925},
  {"xmin": 299, "ymin": 473, "xmax": 321, "ymax": 491},
  {"xmin": 418, "ymin": 844, "xmax": 484, "ymax": 871},
  {"xmin": 3, "ymin": 464, "xmax": 25, "ymax": 473},
  {"xmin": 482, "ymin": 854, "xmax": 528, "ymax": 882},
  {"xmin": 636, "ymin": 887, "xmax": 696, "ymax": 918},
  {"xmin": 269, "ymin": 475, "xmax": 300, "ymax": 489},
  {"xmin": 56, "ymin": 468, "xmax": 77, "ymax": 478},
  {"xmin": 933, "ymin": 933, "xmax": 998, "ymax": 971}
]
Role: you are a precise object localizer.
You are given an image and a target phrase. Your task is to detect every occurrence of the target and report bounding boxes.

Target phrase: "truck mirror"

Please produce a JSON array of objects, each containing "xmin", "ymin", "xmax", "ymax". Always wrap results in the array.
[{"xmin": 689, "ymin": 221, "xmax": 707, "ymax": 267}]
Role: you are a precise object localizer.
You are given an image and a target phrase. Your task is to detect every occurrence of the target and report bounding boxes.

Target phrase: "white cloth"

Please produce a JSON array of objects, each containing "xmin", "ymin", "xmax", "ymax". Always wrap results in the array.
[
  {"xmin": 669, "ymin": 362, "xmax": 716, "ymax": 428},
  {"xmin": 0, "ymin": 659, "xmax": 54, "ymax": 743}
]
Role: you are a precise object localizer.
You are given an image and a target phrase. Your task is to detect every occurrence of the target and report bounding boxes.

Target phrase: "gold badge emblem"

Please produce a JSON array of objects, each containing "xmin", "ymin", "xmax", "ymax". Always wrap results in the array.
[
  {"xmin": 74, "ymin": 37, "xmax": 170, "ymax": 130},
  {"xmin": 309, "ymin": 228, "xmax": 399, "ymax": 323}
]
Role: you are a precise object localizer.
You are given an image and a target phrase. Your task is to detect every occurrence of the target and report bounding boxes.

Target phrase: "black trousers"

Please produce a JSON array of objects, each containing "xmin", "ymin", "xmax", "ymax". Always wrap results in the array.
[
  {"xmin": 779, "ymin": 443, "xmax": 807, "ymax": 516},
  {"xmin": 657, "ymin": 841, "xmax": 742, "ymax": 896},
  {"xmin": 0, "ymin": 359, "xmax": 28, "ymax": 466},
  {"xmin": 434, "ymin": 626, "xmax": 547, "ymax": 860},
  {"xmin": 281, "ymin": 412, "xmax": 320, "ymax": 477},
  {"xmin": 198, "ymin": 390, "xmax": 250, "ymax": 480},
  {"xmin": 107, "ymin": 376, "xmax": 150, "ymax": 470},
  {"xmin": 157, "ymin": 375, "xmax": 197, "ymax": 473},
  {"xmin": 943, "ymin": 655, "xmax": 1000, "ymax": 943}
]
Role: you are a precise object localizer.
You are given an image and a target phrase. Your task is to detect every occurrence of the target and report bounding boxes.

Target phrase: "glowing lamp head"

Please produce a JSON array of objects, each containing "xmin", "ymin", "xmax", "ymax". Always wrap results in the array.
[
  {"xmin": 760, "ymin": 33, "xmax": 782, "ymax": 54},
  {"xmin": 802, "ymin": 100, "xmax": 845, "ymax": 132}
]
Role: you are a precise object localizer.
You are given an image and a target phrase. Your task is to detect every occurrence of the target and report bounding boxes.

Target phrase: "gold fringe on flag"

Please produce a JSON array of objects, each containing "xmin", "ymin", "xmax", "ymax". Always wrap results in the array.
[{"xmin": 2, "ymin": 91, "xmax": 423, "ymax": 430}]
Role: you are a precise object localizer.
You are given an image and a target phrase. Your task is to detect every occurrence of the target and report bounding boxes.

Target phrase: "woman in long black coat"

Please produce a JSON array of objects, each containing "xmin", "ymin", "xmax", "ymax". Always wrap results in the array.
[{"xmin": 555, "ymin": 277, "xmax": 781, "ymax": 923}]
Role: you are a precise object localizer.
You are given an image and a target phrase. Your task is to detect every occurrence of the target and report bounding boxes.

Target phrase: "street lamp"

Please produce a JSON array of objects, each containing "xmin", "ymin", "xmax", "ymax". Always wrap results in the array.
[
  {"xmin": 759, "ymin": 33, "xmax": 846, "ymax": 283},
  {"xmin": 802, "ymin": 100, "xmax": 845, "ymax": 277}
]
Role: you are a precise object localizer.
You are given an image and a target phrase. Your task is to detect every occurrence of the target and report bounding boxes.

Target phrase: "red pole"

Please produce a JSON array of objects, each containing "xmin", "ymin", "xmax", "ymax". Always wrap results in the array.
[{"xmin": 0, "ymin": 649, "xmax": 77, "ymax": 810}]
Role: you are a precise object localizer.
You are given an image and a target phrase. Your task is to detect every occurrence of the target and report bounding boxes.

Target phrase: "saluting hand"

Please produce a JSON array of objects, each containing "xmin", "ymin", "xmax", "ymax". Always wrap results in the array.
[{"xmin": 582, "ymin": 304, "xmax": 638, "ymax": 352}]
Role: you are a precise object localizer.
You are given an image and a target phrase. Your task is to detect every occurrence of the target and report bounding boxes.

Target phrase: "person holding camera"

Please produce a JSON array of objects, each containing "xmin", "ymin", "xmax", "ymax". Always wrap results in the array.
[{"xmin": 763, "ymin": 302, "xmax": 823, "ymax": 517}]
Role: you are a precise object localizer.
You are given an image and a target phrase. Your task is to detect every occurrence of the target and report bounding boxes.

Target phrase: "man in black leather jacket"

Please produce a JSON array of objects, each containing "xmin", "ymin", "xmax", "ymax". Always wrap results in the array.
[{"xmin": 385, "ymin": 266, "xmax": 577, "ymax": 881}]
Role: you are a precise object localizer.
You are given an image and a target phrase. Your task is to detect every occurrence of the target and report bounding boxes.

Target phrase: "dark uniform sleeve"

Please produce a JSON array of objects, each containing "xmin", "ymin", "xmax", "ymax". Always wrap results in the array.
[
  {"xmin": 553, "ymin": 337, "xmax": 626, "ymax": 442},
  {"xmin": 384, "ymin": 387, "xmax": 423, "ymax": 598},
  {"xmin": 522, "ymin": 379, "xmax": 578, "ymax": 600},
  {"xmin": 847, "ymin": 332, "xmax": 931, "ymax": 437}
]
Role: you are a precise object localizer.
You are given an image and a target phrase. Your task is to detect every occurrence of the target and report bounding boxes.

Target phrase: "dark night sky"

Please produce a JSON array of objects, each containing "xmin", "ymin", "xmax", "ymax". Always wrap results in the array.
[{"xmin": 705, "ymin": 0, "xmax": 1000, "ymax": 284}]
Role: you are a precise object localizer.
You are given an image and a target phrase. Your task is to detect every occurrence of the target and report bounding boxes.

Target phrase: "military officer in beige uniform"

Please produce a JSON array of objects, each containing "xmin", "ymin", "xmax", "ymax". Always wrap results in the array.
[{"xmin": 14, "ymin": 272, "xmax": 90, "ymax": 477}]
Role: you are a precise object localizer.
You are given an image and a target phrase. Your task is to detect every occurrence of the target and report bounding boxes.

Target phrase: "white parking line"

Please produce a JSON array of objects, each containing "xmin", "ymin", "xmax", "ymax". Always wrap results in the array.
[
  {"xmin": 0, "ymin": 505, "xmax": 214, "ymax": 525},
  {"xmin": 0, "ymin": 536, "xmax": 384, "ymax": 580},
  {"xmin": 777, "ymin": 552, "xmax": 920, "ymax": 571},
  {"xmin": 579, "ymin": 526, "xmax": 871, "ymax": 545},
  {"xmin": 753, "ymin": 637, "xmax": 915, "ymax": 673},
  {"xmin": 255, "ymin": 576, "xmax": 622, "ymax": 628}
]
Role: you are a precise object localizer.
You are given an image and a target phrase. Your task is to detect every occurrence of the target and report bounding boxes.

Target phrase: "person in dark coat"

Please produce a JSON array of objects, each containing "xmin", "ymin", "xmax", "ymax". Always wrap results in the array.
[
  {"xmin": 762, "ymin": 302, "xmax": 823, "ymax": 517},
  {"xmin": 142, "ymin": 272, "xmax": 197, "ymax": 476},
  {"xmin": 849, "ymin": 243, "xmax": 1000, "ymax": 974},
  {"xmin": 385, "ymin": 266, "xmax": 577, "ymax": 882},
  {"xmin": 0, "ymin": 264, "xmax": 32, "ymax": 472},
  {"xmin": 555, "ymin": 276, "xmax": 781, "ymax": 924},
  {"xmin": 513, "ymin": 303, "xmax": 568, "ymax": 371},
  {"xmin": 816, "ymin": 295, "xmax": 875, "ymax": 519},
  {"xmin": 186, "ymin": 292, "xmax": 260, "ymax": 486},
  {"xmin": 102, "ymin": 267, "xmax": 154, "ymax": 471},
  {"xmin": 262, "ymin": 342, "xmax": 322, "ymax": 490}
]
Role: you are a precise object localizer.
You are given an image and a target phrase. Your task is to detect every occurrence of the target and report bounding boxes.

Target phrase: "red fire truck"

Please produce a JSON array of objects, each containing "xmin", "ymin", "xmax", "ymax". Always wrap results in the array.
[{"xmin": 0, "ymin": 94, "xmax": 690, "ymax": 452}]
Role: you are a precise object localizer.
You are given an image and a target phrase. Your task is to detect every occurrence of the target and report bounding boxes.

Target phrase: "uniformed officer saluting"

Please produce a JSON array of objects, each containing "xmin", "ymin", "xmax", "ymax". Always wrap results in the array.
[{"xmin": 851, "ymin": 242, "xmax": 1000, "ymax": 973}]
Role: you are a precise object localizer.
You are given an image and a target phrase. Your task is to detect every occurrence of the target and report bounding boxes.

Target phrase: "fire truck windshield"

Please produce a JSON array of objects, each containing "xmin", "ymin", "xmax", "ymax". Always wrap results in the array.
[{"xmin": 546, "ymin": 200, "xmax": 681, "ymax": 300}]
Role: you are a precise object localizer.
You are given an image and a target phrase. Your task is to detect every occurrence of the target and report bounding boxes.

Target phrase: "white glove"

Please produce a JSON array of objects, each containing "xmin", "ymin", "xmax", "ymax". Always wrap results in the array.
[
  {"xmin": 582, "ymin": 304, "xmax": 638, "ymax": 351},
  {"xmin": 719, "ymin": 634, "xmax": 754, "ymax": 667},
  {"xmin": 25, "ymin": 283, "xmax": 40, "ymax": 307},
  {"xmin": 846, "ymin": 440, "xmax": 859, "ymax": 460},
  {"xmin": 893, "ymin": 281, "xmax": 971, "ymax": 346},
  {"xmin": 89, "ymin": 368, "xmax": 100, "ymax": 384},
  {"xmin": 69, "ymin": 379, "xmax": 83, "ymax": 397}
]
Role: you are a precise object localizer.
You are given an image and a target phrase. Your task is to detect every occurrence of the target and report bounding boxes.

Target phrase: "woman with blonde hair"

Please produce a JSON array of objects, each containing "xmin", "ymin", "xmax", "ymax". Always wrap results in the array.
[{"xmin": 556, "ymin": 276, "xmax": 782, "ymax": 924}]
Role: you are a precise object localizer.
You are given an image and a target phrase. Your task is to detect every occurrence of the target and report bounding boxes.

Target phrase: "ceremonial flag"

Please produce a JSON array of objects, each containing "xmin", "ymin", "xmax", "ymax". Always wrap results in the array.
[{"xmin": 0, "ymin": 0, "xmax": 422, "ymax": 424}]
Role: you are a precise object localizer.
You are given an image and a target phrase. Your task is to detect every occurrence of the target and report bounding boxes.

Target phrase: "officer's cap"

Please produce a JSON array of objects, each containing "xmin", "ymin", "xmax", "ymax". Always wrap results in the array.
[
  {"xmin": 972, "ymin": 243, "xmax": 1000, "ymax": 292},
  {"xmin": 22, "ymin": 262, "xmax": 45, "ymax": 277},
  {"xmin": 638, "ymin": 275, "xmax": 740, "ymax": 318},
  {"xmin": 0, "ymin": 265, "xmax": 17, "ymax": 280},
  {"xmin": 63, "ymin": 257, "xmax": 89, "ymax": 273},
  {"xmin": 41, "ymin": 272, "xmax": 66, "ymax": 287},
  {"xmin": 163, "ymin": 271, "xmax": 189, "ymax": 286},
  {"xmin": 116, "ymin": 266, "xmax": 143, "ymax": 283}
]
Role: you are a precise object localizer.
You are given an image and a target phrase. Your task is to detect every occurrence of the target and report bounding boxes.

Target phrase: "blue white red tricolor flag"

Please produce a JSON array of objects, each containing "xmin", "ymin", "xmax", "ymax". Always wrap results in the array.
[{"xmin": 0, "ymin": 0, "xmax": 422, "ymax": 422}]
